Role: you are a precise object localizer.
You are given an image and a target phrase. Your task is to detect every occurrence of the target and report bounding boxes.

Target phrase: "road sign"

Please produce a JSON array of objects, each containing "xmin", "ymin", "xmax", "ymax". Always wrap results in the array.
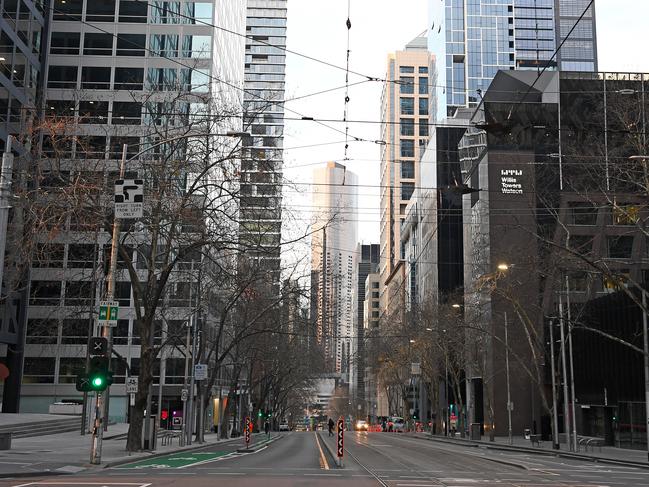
[
  {"xmin": 411, "ymin": 362, "xmax": 421, "ymax": 375},
  {"xmin": 98, "ymin": 301, "xmax": 119, "ymax": 326},
  {"xmin": 126, "ymin": 377, "xmax": 138, "ymax": 394},
  {"xmin": 114, "ymin": 178, "xmax": 144, "ymax": 218},
  {"xmin": 337, "ymin": 417, "xmax": 344, "ymax": 458},
  {"xmin": 245, "ymin": 417, "xmax": 251, "ymax": 446},
  {"xmin": 181, "ymin": 389, "xmax": 188, "ymax": 401},
  {"xmin": 194, "ymin": 363, "xmax": 208, "ymax": 381},
  {"xmin": 88, "ymin": 336, "xmax": 108, "ymax": 356},
  {"xmin": 75, "ymin": 374, "xmax": 91, "ymax": 392}
]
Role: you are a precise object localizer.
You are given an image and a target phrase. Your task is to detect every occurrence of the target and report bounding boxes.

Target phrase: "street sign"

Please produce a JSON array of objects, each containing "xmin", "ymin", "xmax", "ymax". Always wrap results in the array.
[
  {"xmin": 337, "ymin": 417, "xmax": 344, "ymax": 458},
  {"xmin": 194, "ymin": 364, "xmax": 208, "ymax": 381},
  {"xmin": 114, "ymin": 178, "xmax": 144, "ymax": 218},
  {"xmin": 88, "ymin": 336, "xmax": 108, "ymax": 356},
  {"xmin": 411, "ymin": 362, "xmax": 421, "ymax": 375},
  {"xmin": 245, "ymin": 417, "xmax": 251, "ymax": 447},
  {"xmin": 181, "ymin": 389, "xmax": 188, "ymax": 401},
  {"xmin": 126, "ymin": 377, "xmax": 138, "ymax": 394},
  {"xmin": 75, "ymin": 374, "xmax": 91, "ymax": 392},
  {"xmin": 98, "ymin": 301, "xmax": 119, "ymax": 326}
]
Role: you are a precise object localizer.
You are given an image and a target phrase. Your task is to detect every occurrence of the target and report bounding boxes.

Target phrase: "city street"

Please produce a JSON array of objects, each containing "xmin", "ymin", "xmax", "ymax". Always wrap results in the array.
[{"xmin": 2, "ymin": 432, "xmax": 649, "ymax": 486}]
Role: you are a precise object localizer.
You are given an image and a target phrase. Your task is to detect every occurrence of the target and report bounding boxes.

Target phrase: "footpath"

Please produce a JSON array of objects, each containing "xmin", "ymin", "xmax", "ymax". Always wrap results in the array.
[
  {"xmin": 0, "ymin": 420, "xmax": 261, "ymax": 478},
  {"xmin": 413, "ymin": 432, "xmax": 649, "ymax": 469}
]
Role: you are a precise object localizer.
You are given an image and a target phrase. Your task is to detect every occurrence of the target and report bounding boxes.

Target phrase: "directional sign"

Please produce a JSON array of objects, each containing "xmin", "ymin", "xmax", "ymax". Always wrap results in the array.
[
  {"xmin": 194, "ymin": 363, "xmax": 208, "ymax": 381},
  {"xmin": 181, "ymin": 389, "xmax": 188, "ymax": 402},
  {"xmin": 98, "ymin": 301, "xmax": 119, "ymax": 326},
  {"xmin": 245, "ymin": 417, "xmax": 251, "ymax": 446},
  {"xmin": 75, "ymin": 374, "xmax": 91, "ymax": 392},
  {"xmin": 126, "ymin": 377, "xmax": 138, "ymax": 394},
  {"xmin": 337, "ymin": 417, "xmax": 344, "ymax": 458},
  {"xmin": 114, "ymin": 178, "xmax": 144, "ymax": 218},
  {"xmin": 88, "ymin": 336, "xmax": 108, "ymax": 356}
]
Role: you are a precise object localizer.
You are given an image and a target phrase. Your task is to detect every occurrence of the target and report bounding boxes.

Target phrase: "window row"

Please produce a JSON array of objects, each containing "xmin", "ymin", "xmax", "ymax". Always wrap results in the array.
[
  {"xmin": 51, "ymin": 32, "xmax": 211, "ymax": 58},
  {"xmin": 399, "ymin": 97, "xmax": 429, "ymax": 116},
  {"xmin": 48, "ymin": 65, "xmax": 211, "ymax": 92},
  {"xmin": 399, "ymin": 118, "xmax": 429, "ymax": 137},
  {"xmin": 567, "ymin": 202, "xmax": 645, "ymax": 226},
  {"xmin": 399, "ymin": 76, "xmax": 429, "ymax": 95},
  {"xmin": 53, "ymin": 0, "xmax": 213, "ymax": 24},
  {"xmin": 568, "ymin": 234, "xmax": 649, "ymax": 260}
]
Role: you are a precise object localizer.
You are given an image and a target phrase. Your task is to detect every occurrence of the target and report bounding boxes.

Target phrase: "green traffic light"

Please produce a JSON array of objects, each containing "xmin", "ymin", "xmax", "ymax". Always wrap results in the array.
[
  {"xmin": 92, "ymin": 376, "xmax": 104, "ymax": 387},
  {"xmin": 258, "ymin": 411, "xmax": 262, "ymax": 417}
]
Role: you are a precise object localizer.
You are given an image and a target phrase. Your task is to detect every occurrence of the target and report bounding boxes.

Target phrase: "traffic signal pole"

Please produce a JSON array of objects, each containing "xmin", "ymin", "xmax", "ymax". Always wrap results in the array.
[{"xmin": 90, "ymin": 145, "xmax": 126, "ymax": 465}]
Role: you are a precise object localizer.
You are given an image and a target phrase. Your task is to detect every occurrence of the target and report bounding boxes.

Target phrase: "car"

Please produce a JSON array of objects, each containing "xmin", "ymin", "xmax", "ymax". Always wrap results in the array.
[
  {"xmin": 279, "ymin": 422, "xmax": 290, "ymax": 431},
  {"xmin": 355, "ymin": 419, "xmax": 368, "ymax": 431},
  {"xmin": 390, "ymin": 416, "xmax": 405, "ymax": 432}
]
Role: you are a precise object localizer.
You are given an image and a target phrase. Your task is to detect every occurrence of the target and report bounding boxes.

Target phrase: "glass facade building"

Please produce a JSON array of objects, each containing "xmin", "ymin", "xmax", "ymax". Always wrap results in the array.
[{"xmin": 428, "ymin": 0, "xmax": 597, "ymax": 115}]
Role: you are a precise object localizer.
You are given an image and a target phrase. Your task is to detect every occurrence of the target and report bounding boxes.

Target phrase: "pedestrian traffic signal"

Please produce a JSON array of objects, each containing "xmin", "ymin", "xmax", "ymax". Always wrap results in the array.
[
  {"xmin": 161, "ymin": 410, "xmax": 169, "ymax": 420},
  {"xmin": 258, "ymin": 410, "xmax": 263, "ymax": 418},
  {"xmin": 88, "ymin": 356, "xmax": 113, "ymax": 392}
]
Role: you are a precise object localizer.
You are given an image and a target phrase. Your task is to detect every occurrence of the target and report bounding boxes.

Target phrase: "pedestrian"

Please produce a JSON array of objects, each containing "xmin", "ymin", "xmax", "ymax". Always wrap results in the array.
[
  {"xmin": 328, "ymin": 417, "xmax": 335, "ymax": 437},
  {"xmin": 264, "ymin": 420, "xmax": 270, "ymax": 438}
]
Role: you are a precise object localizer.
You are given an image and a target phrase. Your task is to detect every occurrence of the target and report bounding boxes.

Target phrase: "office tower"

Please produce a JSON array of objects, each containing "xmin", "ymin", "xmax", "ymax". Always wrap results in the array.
[
  {"xmin": 351, "ymin": 243, "xmax": 379, "ymax": 406},
  {"xmin": 10, "ymin": 0, "xmax": 245, "ymax": 417},
  {"xmin": 428, "ymin": 0, "xmax": 597, "ymax": 116},
  {"xmin": 240, "ymin": 0, "xmax": 287, "ymax": 293},
  {"xmin": 310, "ymin": 162, "xmax": 358, "ymax": 380},
  {"xmin": 379, "ymin": 35, "xmax": 432, "ymax": 311}
]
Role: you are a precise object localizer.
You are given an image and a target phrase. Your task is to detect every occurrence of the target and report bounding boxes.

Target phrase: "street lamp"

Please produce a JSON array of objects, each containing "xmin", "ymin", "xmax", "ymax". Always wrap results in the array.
[{"xmin": 497, "ymin": 263, "xmax": 514, "ymax": 445}]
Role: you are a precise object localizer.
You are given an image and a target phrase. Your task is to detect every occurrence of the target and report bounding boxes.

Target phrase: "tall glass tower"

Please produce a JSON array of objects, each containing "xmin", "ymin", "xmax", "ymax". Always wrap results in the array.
[{"xmin": 428, "ymin": 0, "xmax": 597, "ymax": 116}]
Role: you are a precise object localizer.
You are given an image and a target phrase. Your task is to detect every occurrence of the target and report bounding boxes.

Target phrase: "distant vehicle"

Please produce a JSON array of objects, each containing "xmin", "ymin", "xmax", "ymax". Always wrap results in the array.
[
  {"xmin": 279, "ymin": 422, "xmax": 290, "ymax": 431},
  {"xmin": 355, "ymin": 419, "xmax": 368, "ymax": 431},
  {"xmin": 391, "ymin": 416, "xmax": 405, "ymax": 432}
]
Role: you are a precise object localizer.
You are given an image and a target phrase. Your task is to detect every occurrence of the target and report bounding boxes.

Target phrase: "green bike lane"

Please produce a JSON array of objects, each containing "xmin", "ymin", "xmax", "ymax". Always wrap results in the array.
[{"xmin": 112, "ymin": 435, "xmax": 278, "ymax": 470}]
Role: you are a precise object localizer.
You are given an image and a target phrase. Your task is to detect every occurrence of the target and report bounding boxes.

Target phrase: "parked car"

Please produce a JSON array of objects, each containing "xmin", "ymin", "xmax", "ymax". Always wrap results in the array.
[
  {"xmin": 355, "ymin": 419, "xmax": 368, "ymax": 431},
  {"xmin": 391, "ymin": 416, "xmax": 405, "ymax": 432},
  {"xmin": 279, "ymin": 422, "xmax": 290, "ymax": 431}
]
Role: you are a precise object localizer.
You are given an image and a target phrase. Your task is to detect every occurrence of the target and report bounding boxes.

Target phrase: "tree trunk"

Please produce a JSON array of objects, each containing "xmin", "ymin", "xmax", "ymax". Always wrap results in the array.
[{"xmin": 126, "ymin": 318, "xmax": 153, "ymax": 451}]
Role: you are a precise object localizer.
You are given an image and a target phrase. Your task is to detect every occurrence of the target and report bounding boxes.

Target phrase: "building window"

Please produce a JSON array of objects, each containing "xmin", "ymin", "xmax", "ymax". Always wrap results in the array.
[
  {"xmin": 48, "ymin": 66, "xmax": 78, "ymax": 88},
  {"xmin": 568, "ymin": 235, "xmax": 593, "ymax": 254},
  {"xmin": 372, "ymin": 282, "xmax": 379, "ymax": 289},
  {"xmin": 23, "ymin": 357, "xmax": 55, "ymax": 383},
  {"xmin": 26, "ymin": 319, "xmax": 59, "ymax": 344},
  {"xmin": 50, "ymin": 32, "xmax": 80, "ymax": 55},
  {"xmin": 401, "ymin": 161, "xmax": 414, "ymax": 179},
  {"xmin": 400, "ymin": 139, "xmax": 414, "ymax": 158},
  {"xmin": 418, "ymin": 98, "xmax": 428, "ymax": 115},
  {"xmin": 79, "ymin": 101, "xmax": 109, "ymax": 124},
  {"xmin": 400, "ymin": 66, "xmax": 414, "ymax": 73},
  {"xmin": 62, "ymin": 319, "xmax": 88, "ymax": 344},
  {"xmin": 418, "ymin": 66, "xmax": 428, "ymax": 74},
  {"xmin": 29, "ymin": 280, "xmax": 61, "ymax": 305},
  {"xmin": 400, "ymin": 97, "xmax": 414, "ymax": 115},
  {"xmin": 118, "ymin": 0, "xmax": 148, "ymax": 22},
  {"xmin": 67, "ymin": 244, "xmax": 96, "ymax": 268},
  {"xmin": 114, "ymin": 67, "xmax": 144, "ymax": 90},
  {"xmin": 612, "ymin": 204, "xmax": 640, "ymax": 225},
  {"xmin": 64, "ymin": 281, "xmax": 93, "ymax": 306},
  {"xmin": 58, "ymin": 358, "xmax": 86, "ymax": 383},
  {"xmin": 86, "ymin": 0, "xmax": 116, "ymax": 22},
  {"xmin": 32, "ymin": 243, "xmax": 64, "ymax": 268},
  {"xmin": 150, "ymin": 34, "xmax": 179, "ymax": 57},
  {"xmin": 400, "ymin": 76, "xmax": 414, "ymax": 94},
  {"xmin": 112, "ymin": 102, "xmax": 142, "ymax": 125},
  {"xmin": 418, "ymin": 76, "xmax": 428, "ymax": 94},
  {"xmin": 401, "ymin": 182, "xmax": 415, "ymax": 201},
  {"xmin": 569, "ymin": 202, "xmax": 597, "ymax": 225},
  {"xmin": 182, "ymin": 35, "xmax": 211, "ymax": 58},
  {"xmin": 83, "ymin": 33, "xmax": 113, "ymax": 55},
  {"xmin": 400, "ymin": 118, "xmax": 414, "ymax": 136},
  {"xmin": 607, "ymin": 235, "xmax": 634, "ymax": 259},
  {"xmin": 116, "ymin": 34, "xmax": 146, "ymax": 56},
  {"xmin": 53, "ymin": 0, "xmax": 82, "ymax": 21},
  {"xmin": 81, "ymin": 66, "xmax": 111, "ymax": 89},
  {"xmin": 419, "ymin": 119, "xmax": 429, "ymax": 137},
  {"xmin": 372, "ymin": 311, "xmax": 379, "ymax": 318}
]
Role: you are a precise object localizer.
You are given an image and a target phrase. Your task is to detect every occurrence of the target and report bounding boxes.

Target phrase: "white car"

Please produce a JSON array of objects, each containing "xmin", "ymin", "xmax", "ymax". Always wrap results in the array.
[
  {"xmin": 279, "ymin": 422, "xmax": 290, "ymax": 431},
  {"xmin": 391, "ymin": 417, "xmax": 405, "ymax": 432}
]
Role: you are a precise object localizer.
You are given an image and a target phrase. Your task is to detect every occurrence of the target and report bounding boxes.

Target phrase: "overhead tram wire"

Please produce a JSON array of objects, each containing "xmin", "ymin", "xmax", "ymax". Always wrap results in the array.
[{"xmin": 343, "ymin": 0, "xmax": 353, "ymax": 161}]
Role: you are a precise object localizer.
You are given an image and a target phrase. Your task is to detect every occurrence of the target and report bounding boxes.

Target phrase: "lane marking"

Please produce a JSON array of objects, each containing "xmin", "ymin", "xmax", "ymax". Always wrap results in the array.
[{"xmin": 314, "ymin": 432, "xmax": 330, "ymax": 470}]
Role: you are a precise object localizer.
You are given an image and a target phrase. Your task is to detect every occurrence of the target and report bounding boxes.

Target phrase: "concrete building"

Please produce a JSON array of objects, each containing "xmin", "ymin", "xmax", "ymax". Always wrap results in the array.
[
  {"xmin": 239, "ymin": 0, "xmax": 287, "ymax": 294},
  {"xmin": 351, "ymin": 243, "xmax": 379, "ymax": 409},
  {"xmin": 459, "ymin": 70, "xmax": 649, "ymax": 442},
  {"xmin": 362, "ymin": 272, "xmax": 381, "ymax": 416},
  {"xmin": 428, "ymin": 0, "xmax": 597, "ymax": 117},
  {"xmin": 310, "ymin": 162, "xmax": 357, "ymax": 383},
  {"xmin": 0, "ymin": 0, "xmax": 247, "ymax": 419},
  {"xmin": 379, "ymin": 34, "xmax": 433, "ymax": 314}
]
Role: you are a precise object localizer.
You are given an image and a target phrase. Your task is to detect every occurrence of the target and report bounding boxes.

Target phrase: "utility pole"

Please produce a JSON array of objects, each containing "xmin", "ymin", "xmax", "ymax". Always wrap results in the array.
[
  {"xmin": 559, "ymin": 293, "xmax": 571, "ymax": 451},
  {"xmin": 549, "ymin": 320, "xmax": 560, "ymax": 450},
  {"xmin": 565, "ymin": 275, "xmax": 577, "ymax": 452},
  {"xmin": 90, "ymin": 144, "xmax": 126, "ymax": 464},
  {"xmin": 504, "ymin": 311, "xmax": 512, "ymax": 445},
  {"xmin": 186, "ymin": 311, "xmax": 198, "ymax": 446},
  {"xmin": 642, "ymin": 289, "xmax": 649, "ymax": 462}
]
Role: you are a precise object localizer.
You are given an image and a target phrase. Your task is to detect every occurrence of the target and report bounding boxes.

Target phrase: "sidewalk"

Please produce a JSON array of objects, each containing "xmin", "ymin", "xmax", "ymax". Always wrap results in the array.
[
  {"xmin": 0, "ymin": 422, "xmax": 254, "ymax": 478},
  {"xmin": 414, "ymin": 432, "xmax": 649, "ymax": 468}
]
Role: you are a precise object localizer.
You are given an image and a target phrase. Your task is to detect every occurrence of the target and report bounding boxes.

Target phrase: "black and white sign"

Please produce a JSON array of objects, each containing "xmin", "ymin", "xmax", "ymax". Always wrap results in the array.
[
  {"xmin": 114, "ymin": 179, "xmax": 144, "ymax": 218},
  {"xmin": 88, "ymin": 336, "xmax": 108, "ymax": 356},
  {"xmin": 126, "ymin": 377, "xmax": 138, "ymax": 394},
  {"xmin": 181, "ymin": 389, "xmax": 189, "ymax": 401},
  {"xmin": 500, "ymin": 169, "xmax": 523, "ymax": 195},
  {"xmin": 194, "ymin": 364, "xmax": 208, "ymax": 381}
]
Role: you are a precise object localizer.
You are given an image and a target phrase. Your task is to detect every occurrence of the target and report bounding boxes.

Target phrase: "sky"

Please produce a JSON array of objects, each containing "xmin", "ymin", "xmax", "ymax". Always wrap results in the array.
[{"xmin": 280, "ymin": 0, "xmax": 649, "ymax": 271}]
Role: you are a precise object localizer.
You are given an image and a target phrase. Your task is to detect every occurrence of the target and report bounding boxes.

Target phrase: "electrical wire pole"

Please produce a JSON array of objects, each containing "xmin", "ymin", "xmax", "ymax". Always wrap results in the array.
[
  {"xmin": 90, "ymin": 144, "xmax": 126, "ymax": 465},
  {"xmin": 642, "ymin": 289, "xmax": 649, "ymax": 462},
  {"xmin": 559, "ymin": 293, "xmax": 571, "ymax": 451},
  {"xmin": 504, "ymin": 311, "xmax": 513, "ymax": 445},
  {"xmin": 549, "ymin": 320, "xmax": 560, "ymax": 450}
]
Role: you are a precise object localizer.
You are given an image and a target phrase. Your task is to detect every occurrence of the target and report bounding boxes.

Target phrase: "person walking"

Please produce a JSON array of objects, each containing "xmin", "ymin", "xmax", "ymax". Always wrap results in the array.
[
  {"xmin": 328, "ymin": 417, "xmax": 335, "ymax": 437},
  {"xmin": 264, "ymin": 420, "xmax": 270, "ymax": 438}
]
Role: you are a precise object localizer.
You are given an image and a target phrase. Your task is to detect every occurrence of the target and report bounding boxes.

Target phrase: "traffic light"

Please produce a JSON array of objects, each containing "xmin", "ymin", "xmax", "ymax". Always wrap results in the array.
[
  {"xmin": 161, "ymin": 409, "xmax": 169, "ymax": 421},
  {"xmin": 88, "ymin": 356, "xmax": 113, "ymax": 392},
  {"xmin": 413, "ymin": 410, "xmax": 419, "ymax": 420},
  {"xmin": 258, "ymin": 410, "xmax": 263, "ymax": 418}
]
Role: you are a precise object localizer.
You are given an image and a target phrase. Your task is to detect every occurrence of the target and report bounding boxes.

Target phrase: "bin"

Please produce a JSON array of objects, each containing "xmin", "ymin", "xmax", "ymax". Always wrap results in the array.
[{"xmin": 470, "ymin": 423, "xmax": 481, "ymax": 440}]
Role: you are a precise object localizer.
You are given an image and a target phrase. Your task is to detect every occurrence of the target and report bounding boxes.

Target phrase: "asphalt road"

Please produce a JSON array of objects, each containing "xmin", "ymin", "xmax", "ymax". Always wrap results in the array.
[{"xmin": 3, "ymin": 431, "xmax": 649, "ymax": 486}]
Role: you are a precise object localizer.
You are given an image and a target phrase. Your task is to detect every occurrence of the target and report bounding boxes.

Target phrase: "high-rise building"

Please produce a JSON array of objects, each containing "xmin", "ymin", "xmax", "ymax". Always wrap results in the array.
[
  {"xmin": 351, "ymin": 243, "xmax": 379, "ymax": 406},
  {"xmin": 379, "ymin": 35, "xmax": 433, "ymax": 313},
  {"xmin": 3, "ymin": 0, "xmax": 246, "ymax": 417},
  {"xmin": 310, "ymin": 162, "xmax": 357, "ymax": 381},
  {"xmin": 428, "ymin": 0, "xmax": 597, "ymax": 116},
  {"xmin": 239, "ymin": 0, "xmax": 287, "ymax": 293}
]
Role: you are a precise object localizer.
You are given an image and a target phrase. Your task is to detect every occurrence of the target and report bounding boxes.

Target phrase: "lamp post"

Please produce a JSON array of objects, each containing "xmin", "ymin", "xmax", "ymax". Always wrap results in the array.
[{"xmin": 496, "ymin": 264, "xmax": 514, "ymax": 444}]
